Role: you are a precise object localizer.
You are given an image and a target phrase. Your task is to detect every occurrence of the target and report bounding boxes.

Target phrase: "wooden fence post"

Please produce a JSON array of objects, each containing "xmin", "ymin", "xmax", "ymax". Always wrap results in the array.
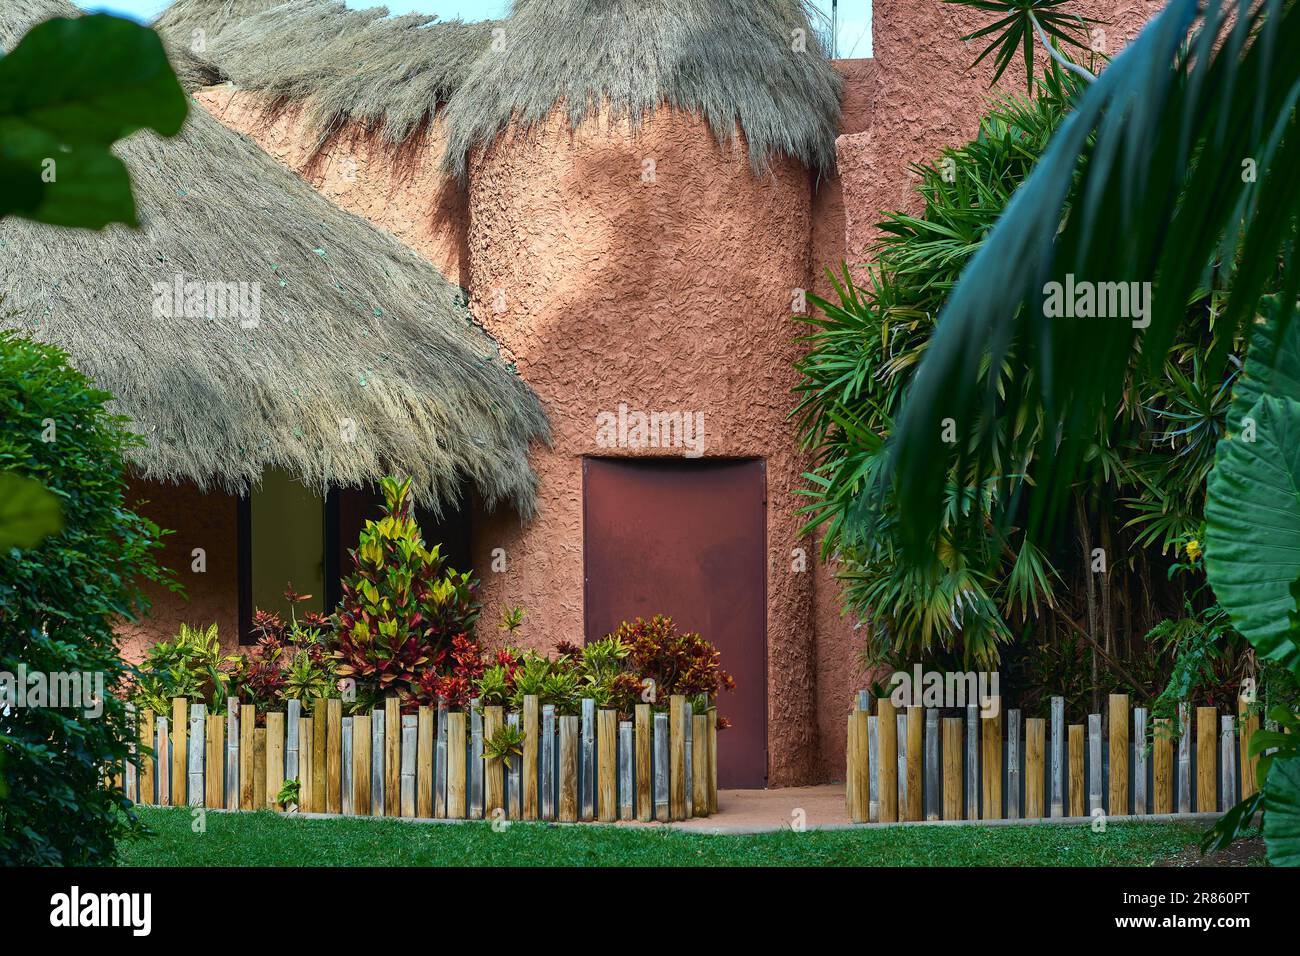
[
  {"xmin": 619, "ymin": 719, "xmax": 634, "ymax": 820},
  {"xmin": 205, "ymin": 705, "xmax": 223, "ymax": 808},
  {"xmin": 669, "ymin": 695, "xmax": 686, "ymax": 821},
  {"xmin": 942, "ymin": 717, "xmax": 962, "ymax": 821},
  {"xmin": 877, "ymin": 697, "xmax": 898, "ymax": 823},
  {"xmin": 1197, "ymin": 705, "xmax": 1217, "ymax": 812},
  {"xmin": 385, "ymin": 697, "xmax": 401, "ymax": 817},
  {"xmin": 1108, "ymin": 694, "xmax": 1129, "ymax": 815},
  {"xmin": 1006, "ymin": 708, "xmax": 1021, "ymax": 821},
  {"xmin": 155, "ymin": 716, "xmax": 170, "ymax": 806},
  {"xmin": 1239, "ymin": 696, "xmax": 1260, "ymax": 799},
  {"xmin": 847, "ymin": 707, "xmax": 867, "ymax": 823},
  {"xmin": 896, "ymin": 712, "xmax": 908, "ymax": 817},
  {"xmin": 435, "ymin": 697, "xmax": 448, "ymax": 818},
  {"xmin": 1068, "ymin": 723, "xmax": 1085, "ymax": 817},
  {"xmin": 312, "ymin": 697, "xmax": 327, "ymax": 814},
  {"xmin": 1050, "ymin": 696, "xmax": 1064, "ymax": 818},
  {"xmin": 558, "ymin": 714, "xmax": 579, "ymax": 823},
  {"xmin": 326, "ymin": 698, "xmax": 342, "ymax": 814},
  {"xmin": 401, "ymin": 713, "xmax": 417, "ymax": 818},
  {"xmin": 417, "ymin": 705, "xmax": 433, "ymax": 818},
  {"xmin": 138, "ymin": 708, "xmax": 154, "ymax": 806},
  {"xmin": 447, "ymin": 711, "xmax": 467, "ymax": 819},
  {"xmin": 507, "ymin": 712, "xmax": 522, "ymax": 819},
  {"xmin": 965, "ymin": 704, "xmax": 979, "ymax": 820},
  {"xmin": 1220, "ymin": 714, "xmax": 1237, "ymax": 812},
  {"xmin": 188, "ymin": 704, "xmax": 205, "ymax": 807},
  {"xmin": 1153, "ymin": 716, "xmax": 1173, "ymax": 814},
  {"xmin": 341, "ymin": 715, "xmax": 353, "ymax": 815},
  {"xmin": 267, "ymin": 711, "xmax": 285, "ymax": 810},
  {"xmin": 171, "ymin": 697, "xmax": 187, "ymax": 806},
  {"xmin": 635, "ymin": 703, "xmax": 652, "ymax": 822},
  {"xmin": 598, "ymin": 708, "xmax": 617, "ymax": 822},
  {"xmin": 352, "ymin": 713, "xmax": 371, "ymax": 816},
  {"xmin": 253, "ymin": 727, "xmax": 267, "ymax": 808},
  {"xmin": 1133, "ymin": 707, "xmax": 1148, "ymax": 815},
  {"xmin": 240, "ymin": 703, "xmax": 256, "ymax": 810},
  {"xmin": 653, "ymin": 711, "xmax": 670, "ymax": 822},
  {"xmin": 580, "ymin": 698, "xmax": 596, "ymax": 821},
  {"xmin": 924, "ymin": 708, "xmax": 941, "ymax": 822},
  {"xmin": 1087, "ymin": 713, "xmax": 1103, "ymax": 814},
  {"xmin": 541, "ymin": 704, "xmax": 557, "ymax": 821},
  {"xmin": 283, "ymin": 699, "xmax": 298, "ymax": 810},
  {"xmin": 523, "ymin": 695, "xmax": 540, "ymax": 820},
  {"xmin": 299, "ymin": 716, "xmax": 314, "ymax": 812},
  {"xmin": 469, "ymin": 697, "xmax": 483, "ymax": 819},
  {"xmin": 708, "ymin": 706, "xmax": 719, "ymax": 814},
  {"xmin": 683, "ymin": 701, "xmax": 694, "ymax": 818},
  {"xmin": 867, "ymin": 714, "xmax": 880, "ymax": 822},
  {"xmin": 370, "ymin": 706, "xmax": 384, "ymax": 816},
  {"xmin": 484, "ymin": 705, "xmax": 504, "ymax": 818},
  {"xmin": 1024, "ymin": 718, "xmax": 1044, "ymax": 820},
  {"xmin": 981, "ymin": 697, "xmax": 1002, "ymax": 820},
  {"xmin": 1177, "ymin": 701, "xmax": 1192, "ymax": 813},
  {"xmin": 904, "ymin": 706, "xmax": 922, "ymax": 822},
  {"xmin": 124, "ymin": 703, "xmax": 137, "ymax": 805}
]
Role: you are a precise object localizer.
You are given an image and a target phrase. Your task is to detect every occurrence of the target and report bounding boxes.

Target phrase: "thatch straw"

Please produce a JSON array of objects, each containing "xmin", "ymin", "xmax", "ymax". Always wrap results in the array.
[
  {"xmin": 154, "ymin": 0, "xmax": 288, "ymax": 45},
  {"xmin": 155, "ymin": 0, "xmax": 842, "ymax": 175},
  {"xmin": 1, "ymin": 0, "xmax": 549, "ymax": 515},
  {"xmin": 441, "ymin": 0, "xmax": 843, "ymax": 177}
]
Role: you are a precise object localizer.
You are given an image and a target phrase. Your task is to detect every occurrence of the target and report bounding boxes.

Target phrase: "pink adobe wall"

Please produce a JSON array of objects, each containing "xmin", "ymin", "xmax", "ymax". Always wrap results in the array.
[
  {"xmin": 194, "ymin": 87, "xmax": 470, "ymax": 287},
  {"xmin": 117, "ymin": 478, "xmax": 241, "ymax": 664},
  {"xmin": 464, "ymin": 108, "xmax": 820, "ymax": 786}
]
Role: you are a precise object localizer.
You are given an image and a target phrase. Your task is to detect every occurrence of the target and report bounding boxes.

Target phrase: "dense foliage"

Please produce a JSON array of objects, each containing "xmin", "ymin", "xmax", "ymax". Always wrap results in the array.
[{"xmin": 0, "ymin": 333, "xmax": 173, "ymax": 865}]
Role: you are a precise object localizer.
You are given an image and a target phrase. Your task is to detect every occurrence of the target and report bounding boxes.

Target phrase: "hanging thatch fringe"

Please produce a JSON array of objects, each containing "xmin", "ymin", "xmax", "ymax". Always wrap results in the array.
[{"xmin": 1, "ymin": 0, "xmax": 550, "ymax": 516}]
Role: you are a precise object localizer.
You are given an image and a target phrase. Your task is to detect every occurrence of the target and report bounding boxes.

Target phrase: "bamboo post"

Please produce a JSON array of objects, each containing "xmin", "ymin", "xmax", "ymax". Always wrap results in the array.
[
  {"xmin": 138, "ymin": 708, "xmax": 154, "ymax": 806},
  {"xmin": 942, "ymin": 717, "xmax": 962, "ymax": 821},
  {"xmin": 352, "ymin": 713, "xmax": 371, "ymax": 816},
  {"xmin": 1108, "ymin": 694, "xmax": 1129, "ymax": 815},
  {"xmin": 877, "ymin": 697, "xmax": 898, "ymax": 823},
  {"xmin": 635, "ymin": 703, "xmax": 652, "ymax": 822},
  {"xmin": 1050, "ymin": 696, "xmax": 1064, "ymax": 818},
  {"xmin": 1025, "ymin": 718, "xmax": 1045, "ymax": 820},
  {"xmin": 669, "ymin": 695, "xmax": 686, "ymax": 821},
  {"xmin": 299, "ymin": 716, "xmax": 314, "ymax": 812},
  {"xmin": 435, "ymin": 697, "xmax": 448, "ymax": 818},
  {"xmin": 619, "ymin": 719, "xmax": 635, "ymax": 820},
  {"xmin": 1133, "ymin": 707, "xmax": 1148, "ymax": 815},
  {"xmin": 1153, "ymin": 716, "xmax": 1173, "ymax": 814},
  {"xmin": 1068, "ymin": 724, "xmax": 1085, "ymax": 816},
  {"xmin": 469, "ymin": 697, "xmax": 483, "ymax": 819},
  {"xmin": 384, "ymin": 697, "xmax": 400, "ymax": 817},
  {"xmin": 483, "ymin": 705, "xmax": 504, "ymax": 817},
  {"xmin": 965, "ymin": 704, "xmax": 979, "ymax": 820},
  {"xmin": 188, "ymin": 704, "xmax": 205, "ymax": 807},
  {"xmin": 924, "ymin": 708, "xmax": 940, "ymax": 822},
  {"xmin": 326, "ymin": 698, "xmax": 342, "ymax": 814},
  {"xmin": 580, "ymin": 698, "xmax": 596, "ymax": 821},
  {"xmin": 598, "ymin": 708, "xmax": 617, "ymax": 822},
  {"xmin": 283, "ymin": 699, "xmax": 298, "ymax": 810},
  {"xmin": 1087, "ymin": 713, "xmax": 1102, "ymax": 814},
  {"xmin": 507, "ymin": 711, "xmax": 522, "ymax": 819},
  {"xmin": 867, "ymin": 714, "xmax": 880, "ymax": 822},
  {"xmin": 447, "ymin": 711, "xmax": 467, "ymax": 819},
  {"xmin": 981, "ymin": 697, "xmax": 1002, "ymax": 820},
  {"xmin": 240, "ymin": 703, "xmax": 255, "ymax": 810},
  {"xmin": 171, "ymin": 697, "xmax": 187, "ymax": 806},
  {"xmin": 417, "ymin": 705, "xmax": 433, "ymax": 818},
  {"xmin": 1177, "ymin": 701, "xmax": 1192, "ymax": 814},
  {"xmin": 312, "ymin": 697, "xmax": 327, "ymax": 814},
  {"xmin": 523, "ymin": 695, "xmax": 539, "ymax": 820},
  {"xmin": 155, "ymin": 716, "xmax": 170, "ymax": 806},
  {"xmin": 653, "ymin": 711, "xmax": 670, "ymax": 822},
  {"xmin": 401, "ymin": 714, "xmax": 417, "ymax": 818},
  {"xmin": 1006, "ymin": 708, "xmax": 1021, "ymax": 821},
  {"xmin": 558, "ymin": 713, "xmax": 579, "ymax": 823},
  {"xmin": 541, "ymin": 704, "xmax": 557, "ymax": 820},
  {"xmin": 1220, "ymin": 714, "xmax": 1237, "ymax": 811},
  {"xmin": 341, "ymin": 715, "xmax": 353, "ymax": 815},
  {"xmin": 253, "ymin": 728, "xmax": 267, "ymax": 808},
  {"xmin": 370, "ymin": 706, "xmax": 384, "ymax": 816},
  {"xmin": 1197, "ymin": 705, "xmax": 1217, "ymax": 812},
  {"xmin": 1239, "ymin": 696, "xmax": 1260, "ymax": 799},
  {"xmin": 205, "ymin": 706, "xmax": 223, "ymax": 808}
]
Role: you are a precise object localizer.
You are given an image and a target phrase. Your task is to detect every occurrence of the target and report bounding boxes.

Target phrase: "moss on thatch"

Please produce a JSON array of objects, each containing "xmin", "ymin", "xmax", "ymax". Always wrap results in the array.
[
  {"xmin": 155, "ymin": 0, "xmax": 842, "ymax": 175},
  {"xmin": 442, "ymin": 0, "xmax": 842, "ymax": 177},
  {"xmin": 1, "ymin": 0, "xmax": 549, "ymax": 515}
]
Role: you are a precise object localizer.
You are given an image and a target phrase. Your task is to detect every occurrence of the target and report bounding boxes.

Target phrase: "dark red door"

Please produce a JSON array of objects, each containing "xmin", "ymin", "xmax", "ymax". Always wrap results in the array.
[{"xmin": 583, "ymin": 458, "xmax": 767, "ymax": 788}]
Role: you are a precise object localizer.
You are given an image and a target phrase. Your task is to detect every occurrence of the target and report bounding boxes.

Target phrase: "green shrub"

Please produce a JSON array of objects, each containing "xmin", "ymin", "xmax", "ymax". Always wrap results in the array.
[
  {"xmin": 131, "ymin": 623, "xmax": 233, "ymax": 717},
  {"xmin": 0, "ymin": 332, "xmax": 174, "ymax": 865}
]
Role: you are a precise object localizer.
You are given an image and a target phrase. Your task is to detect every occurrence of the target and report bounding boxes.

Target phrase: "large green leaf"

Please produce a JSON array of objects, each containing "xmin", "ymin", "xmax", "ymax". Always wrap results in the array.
[
  {"xmin": 0, "ymin": 13, "xmax": 187, "ymax": 228},
  {"xmin": 1225, "ymin": 295, "xmax": 1300, "ymax": 438},
  {"xmin": 1205, "ymin": 394, "xmax": 1300, "ymax": 679},
  {"xmin": 0, "ymin": 472, "xmax": 62, "ymax": 550},
  {"xmin": 1263, "ymin": 756, "xmax": 1300, "ymax": 867}
]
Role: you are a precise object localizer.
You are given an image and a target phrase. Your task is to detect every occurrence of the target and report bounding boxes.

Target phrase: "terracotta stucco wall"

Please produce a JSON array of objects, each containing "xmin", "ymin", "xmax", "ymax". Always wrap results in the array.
[
  {"xmin": 118, "ymin": 478, "xmax": 240, "ymax": 663},
  {"xmin": 464, "ymin": 109, "xmax": 819, "ymax": 785}
]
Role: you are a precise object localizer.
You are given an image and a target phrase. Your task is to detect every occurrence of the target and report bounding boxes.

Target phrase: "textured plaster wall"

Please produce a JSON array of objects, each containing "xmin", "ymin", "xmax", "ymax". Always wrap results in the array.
[
  {"xmin": 465, "ymin": 109, "xmax": 820, "ymax": 785},
  {"xmin": 117, "ymin": 478, "xmax": 240, "ymax": 664},
  {"xmin": 194, "ymin": 88, "xmax": 470, "ymax": 287}
]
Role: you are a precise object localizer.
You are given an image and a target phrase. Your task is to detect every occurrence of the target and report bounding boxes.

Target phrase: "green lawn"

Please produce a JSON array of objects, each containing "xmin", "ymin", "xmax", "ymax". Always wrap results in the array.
[{"xmin": 121, "ymin": 806, "xmax": 1216, "ymax": 866}]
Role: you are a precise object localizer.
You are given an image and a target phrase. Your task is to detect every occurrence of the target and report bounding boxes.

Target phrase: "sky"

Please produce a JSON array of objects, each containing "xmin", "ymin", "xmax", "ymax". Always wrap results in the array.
[{"xmin": 73, "ymin": 1, "xmax": 874, "ymax": 57}]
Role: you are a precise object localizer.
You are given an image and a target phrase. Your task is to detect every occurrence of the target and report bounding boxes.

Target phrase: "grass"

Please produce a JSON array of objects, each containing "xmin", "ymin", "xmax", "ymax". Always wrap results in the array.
[{"xmin": 121, "ymin": 807, "xmax": 1213, "ymax": 867}]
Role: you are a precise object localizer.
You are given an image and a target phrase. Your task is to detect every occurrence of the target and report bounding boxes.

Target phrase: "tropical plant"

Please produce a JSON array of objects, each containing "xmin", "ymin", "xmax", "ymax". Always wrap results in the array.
[
  {"xmin": 885, "ymin": 0, "xmax": 1300, "ymax": 864},
  {"xmin": 483, "ymin": 723, "xmax": 527, "ymax": 762},
  {"xmin": 132, "ymin": 622, "xmax": 234, "ymax": 716},
  {"xmin": 612, "ymin": 616, "xmax": 735, "ymax": 721},
  {"xmin": 331, "ymin": 476, "xmax": 482, "ymax": 712},
  {"xmin": 0, "ymin": 333, "xmax": 174, "ymax": 865}
]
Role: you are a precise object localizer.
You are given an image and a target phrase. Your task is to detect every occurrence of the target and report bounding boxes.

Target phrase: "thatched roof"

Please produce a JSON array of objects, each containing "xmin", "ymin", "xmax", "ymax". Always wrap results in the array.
[
  {"xmin": 0, "ymin": 0, "xmax": 549, "ymax": 515},
  {"xmin": 155, "ymin": 0, "xmax": 842, "ymax": 175}
]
